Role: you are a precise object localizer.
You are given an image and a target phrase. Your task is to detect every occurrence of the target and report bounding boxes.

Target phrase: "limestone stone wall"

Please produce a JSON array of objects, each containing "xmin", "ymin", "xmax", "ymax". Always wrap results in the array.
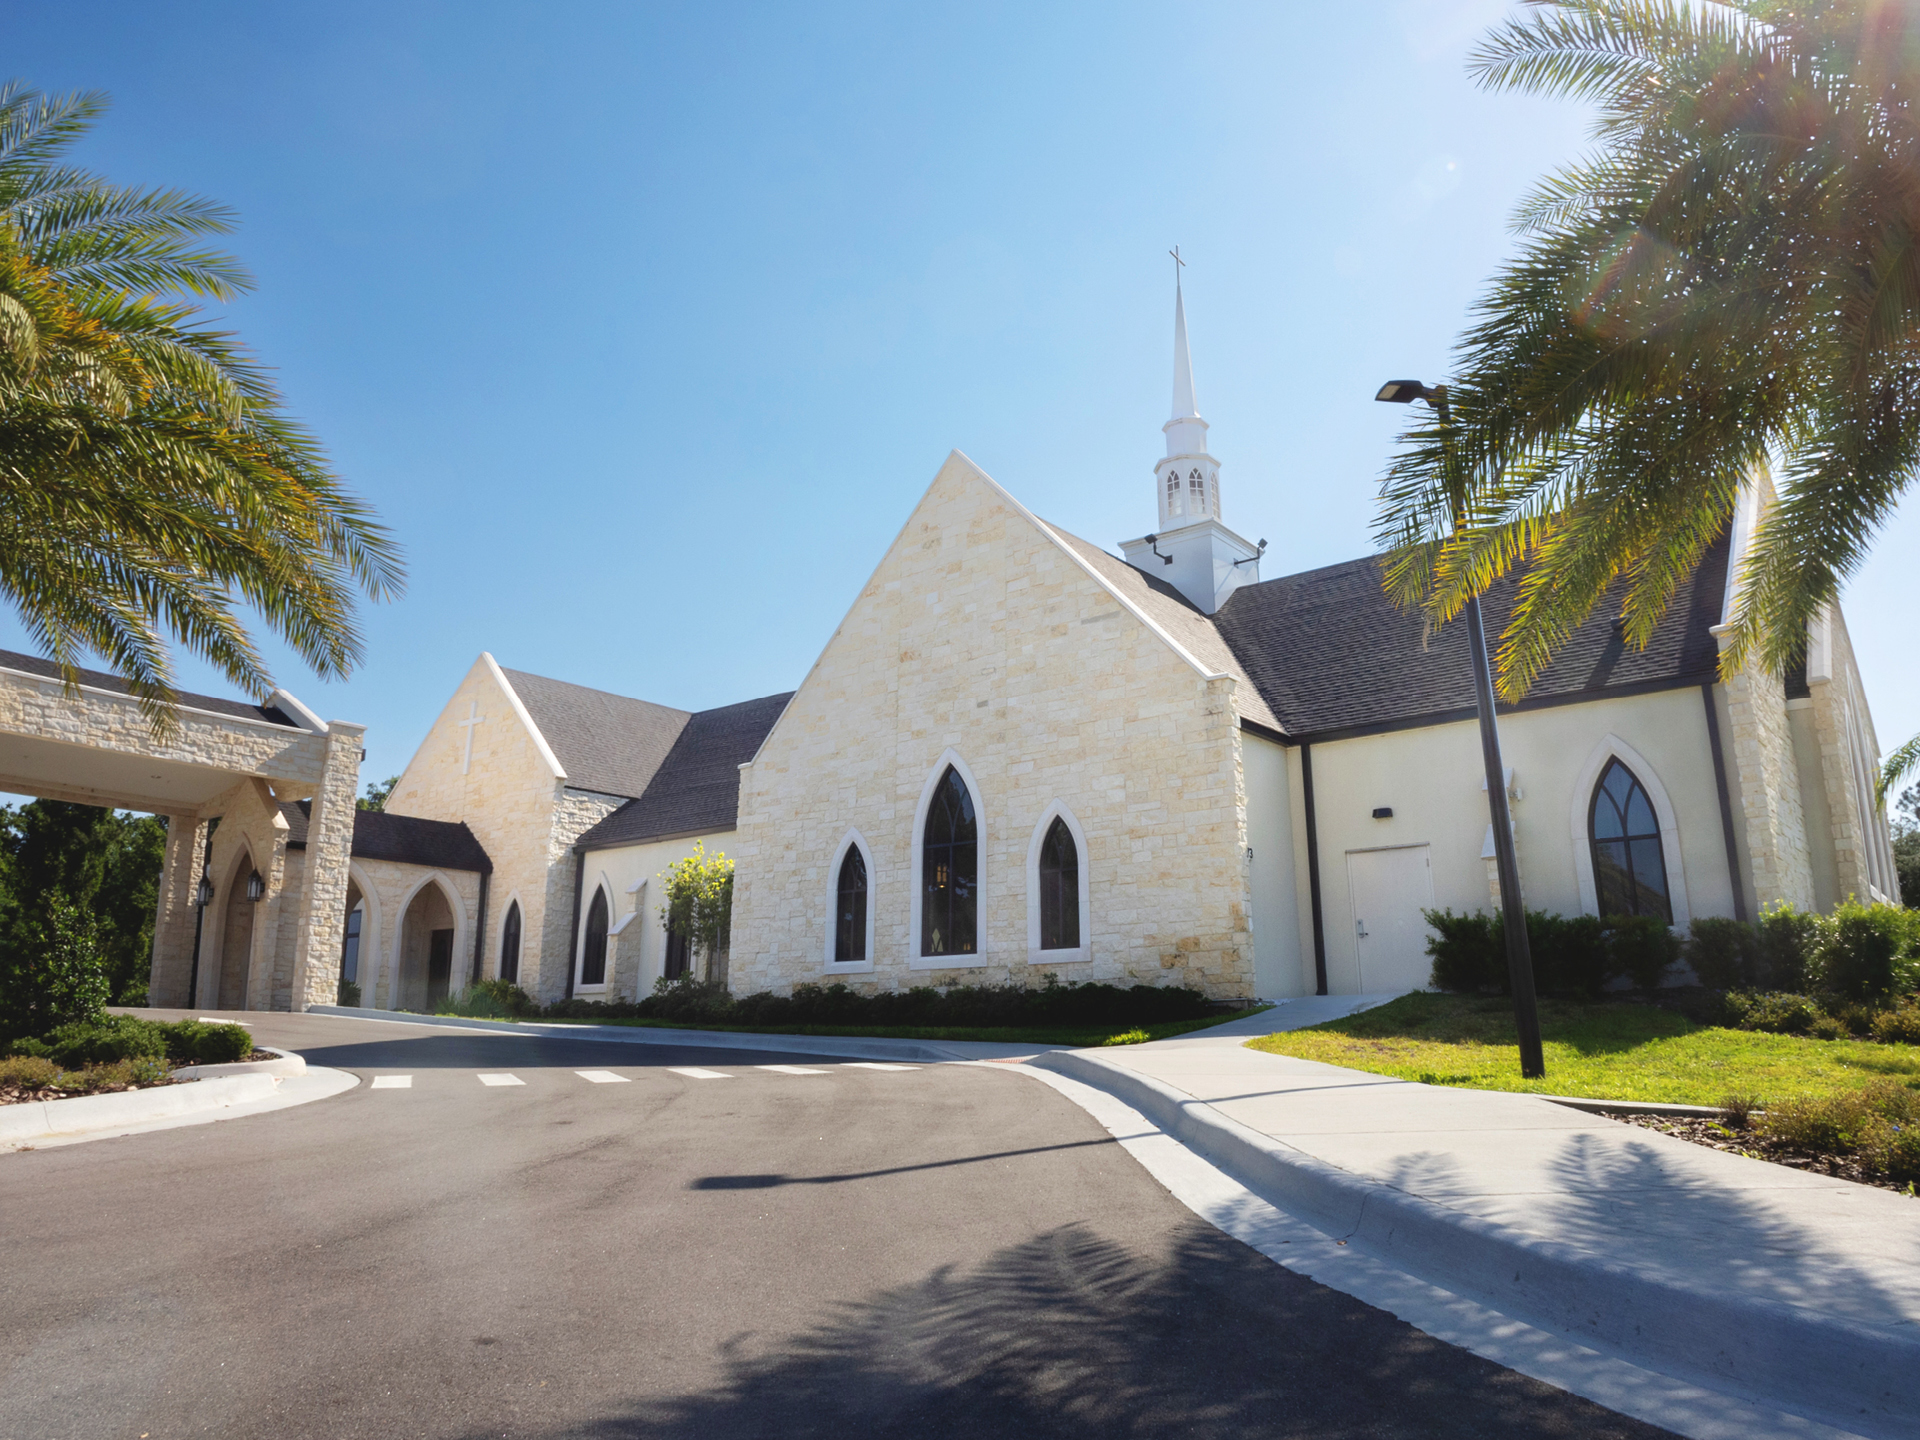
[
  {"xmin": 387, "ymin": 656, "xmax": 572, "ymax": 1001},
  {"xmin": 730, "ymin": 453, "xmax": 1255, "ymax": 1001},
  {"xmin": 1808, "ymin": 609, "xmax": 1901, "ymax": 903},
  {"xmin": 346, "ymin": 858, "xmax": 484, "ymax": 1010},
  {"xmin": 150, "ymin": 816, "xmax": 207, "ymax": 1007},
  {"xmin": 0, "ymin": 662, "xmax": 331, "ymax": 798},
  {"xmin": 536, "ymin": 789, "xmax": 625, "ymax": 1001},
  {"xmin": 1716, "ymin": 633, "xmax": 1815, "ymax": 910},
  {"xmin": 287, "ymin": 724, "xmax": 364, "ymax": 1010},
  {"xmin": 183, "ymin": 777, "xmax": 294, "ymax": 1011}
]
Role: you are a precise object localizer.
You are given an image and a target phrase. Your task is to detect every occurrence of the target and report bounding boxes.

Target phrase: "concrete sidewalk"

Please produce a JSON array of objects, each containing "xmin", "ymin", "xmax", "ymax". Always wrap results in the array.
[{"xmin": 1032, "ymin": 996, "xmax": 1920, "ymax": 1438}]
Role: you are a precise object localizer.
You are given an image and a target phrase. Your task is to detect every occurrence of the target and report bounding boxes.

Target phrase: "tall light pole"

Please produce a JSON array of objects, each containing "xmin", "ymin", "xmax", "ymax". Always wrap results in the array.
[{"xmin": 1376, "ymin": 379, "xmax": 1545, "ymax": 1078}]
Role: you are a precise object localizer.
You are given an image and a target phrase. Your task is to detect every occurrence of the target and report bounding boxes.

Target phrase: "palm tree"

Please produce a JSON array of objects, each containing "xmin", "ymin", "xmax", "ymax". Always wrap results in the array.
[
  {"xmin": 0, "ymin": 83, "xmax": 402, "ymax": 730},
  {"xmin": 1374, "ymin": 0, "xmax": 1920, "ymax": 802}
]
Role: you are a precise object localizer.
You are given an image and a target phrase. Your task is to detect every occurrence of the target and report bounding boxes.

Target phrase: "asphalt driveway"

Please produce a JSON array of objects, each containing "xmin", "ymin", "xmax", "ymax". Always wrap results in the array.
[{"xmin": 0, "ymin": 1012, "xmax": 1672, "ymax": 1439}]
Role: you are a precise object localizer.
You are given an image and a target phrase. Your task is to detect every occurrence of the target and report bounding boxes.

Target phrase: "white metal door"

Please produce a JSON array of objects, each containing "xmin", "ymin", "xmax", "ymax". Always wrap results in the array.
[{"xmin": 1346, "ymin": 845, "xmax": 1435, "ymax": 992}]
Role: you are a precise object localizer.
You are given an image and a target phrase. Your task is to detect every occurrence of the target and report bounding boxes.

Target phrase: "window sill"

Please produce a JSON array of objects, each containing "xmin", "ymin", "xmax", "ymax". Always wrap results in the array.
[
  {"xmin": 1029, "ymin": 946, "xmax": 1089, "ymax": 965},
  {"xmin": 909, "ymin": 952, "xmax": 990, "ymax": 971},
  {"xmin": 573, "ymin": 983, "xmax": 608, "ymax": 995},
  {"xmin": 824, "ymin": 959, "xmax": 875, "ymax": 975}
]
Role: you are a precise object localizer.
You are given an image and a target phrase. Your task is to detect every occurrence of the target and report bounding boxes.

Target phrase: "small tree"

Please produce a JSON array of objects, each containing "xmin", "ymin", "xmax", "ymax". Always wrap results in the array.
[
  {"xmin": 357, "ymin": 775, "xmax": 400, "ymax": 812},
  {"xmin": 659, "ymin": 842, "xmax": 734, "ymax": 985},
  {"xmin": 0, "ymin": 892, "xmax": 110, "ymax": 1039}
]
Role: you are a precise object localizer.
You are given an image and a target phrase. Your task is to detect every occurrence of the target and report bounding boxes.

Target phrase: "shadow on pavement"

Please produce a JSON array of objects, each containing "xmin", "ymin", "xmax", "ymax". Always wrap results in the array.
[
  {"xmin": 459, "ymin": 1221, "xmax": 1671, "ymax": 1440},
  {"xmin": 689, "ymin": 1137, "xmax": 1120, "ymax": 1189}
]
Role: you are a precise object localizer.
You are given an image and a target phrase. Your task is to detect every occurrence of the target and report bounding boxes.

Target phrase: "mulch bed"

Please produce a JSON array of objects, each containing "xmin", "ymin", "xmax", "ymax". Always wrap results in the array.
[
  {"xmin": 1604, "ymin": 1111, "xmax": 1915, "ymax": 1197},
  {"xmin": 1, "ymin": 1074, "xmax": 183, "ymax": 1107}
]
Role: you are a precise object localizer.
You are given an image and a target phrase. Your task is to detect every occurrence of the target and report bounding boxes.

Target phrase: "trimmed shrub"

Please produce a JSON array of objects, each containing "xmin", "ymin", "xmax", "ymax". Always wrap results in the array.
[
  {"xmin": 1425, "ymin": 910, "xmax": 1502, "ymax": 993},
  {"xmin": 440, "ymin": 979, "xmax": 537, "ymax": 1019},
  {"xmin": 1806, "ymin": 900, "xmax": 1920, "ymax": 1004},
  {"xmin": 13, "ymin": 1013, "xmax": 167, "ymax": 1067},
  {"xmin": 1605, "ymin": 915, "xmax": 1681, "ymax": 990},
  {"xmin": 1754, "ymin": 902, "xmax": 1818, "ymax": 992},
  {"xmin": 1723, "ymin": 990, "xmax": 1827, "ymax": 1035},
  {"xmin": 1871, "ymin": 1004, "xmax": 1920, "ymax": 1046},
  {"xmin": 1424, "ymin": 909, "xmax": 1616, "ymax": 995},
  {"xmin": 1687, "ymin": 916, "xmax": 1757, "ymax": 989},
  {"xmin": 0, "ymin": 1054, "xmax": 60, "ymax": 1088},
  {"xmin": 159, "ymin": 1019, "xmax": 252, "ymax": 1064}
]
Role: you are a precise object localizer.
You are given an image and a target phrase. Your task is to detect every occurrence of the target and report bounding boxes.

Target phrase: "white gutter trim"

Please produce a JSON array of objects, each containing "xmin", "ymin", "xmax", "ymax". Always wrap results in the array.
[{"xmin": 481, "ymin": 652, "xmax": 567, "ymax": 780}]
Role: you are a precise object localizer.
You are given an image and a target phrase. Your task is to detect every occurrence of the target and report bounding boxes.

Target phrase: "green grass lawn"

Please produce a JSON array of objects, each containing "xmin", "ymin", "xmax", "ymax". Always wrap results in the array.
[
  {"xmin": 436, "ymin": 1009, "xmax": 1265, "ymax": 1049},
  {"xmin": 1246, "ymin": 992, "xmax": 1920, "ymax": 1105}
]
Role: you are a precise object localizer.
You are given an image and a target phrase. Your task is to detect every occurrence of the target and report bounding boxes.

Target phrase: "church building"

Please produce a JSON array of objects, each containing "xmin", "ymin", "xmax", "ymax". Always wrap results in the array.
[{"xmin": 119, "ymin": 280, "xmax": 1895, "ymax": 1013}]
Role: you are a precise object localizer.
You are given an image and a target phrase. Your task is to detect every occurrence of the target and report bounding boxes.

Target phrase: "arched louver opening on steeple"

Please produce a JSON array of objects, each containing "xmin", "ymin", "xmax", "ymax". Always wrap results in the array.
[
  {"xmin": 1188, "ymin": 468, "xmax": 1207, "ymax": 518},
  {"xmin": 580, "ymin": 887, "xmax": 610, "ymax": 987},
  {"xmin": 499, "ymin": 901, "xmax": 521, "ymax": 983},
  {"xmin": 921, "ymin": 766, "xmax": 978, "ymax": 957},
  {"xmin": 835, "ymin": 845, "xmax": 868, "ymax": 963},
  {"xmin": 1165, "ymin": 470, "xmax": 1181, "ymax": 518},
  {"xmin": 1037, "ymin": 816, "xmax": 1080, "ymax": 951},
  {"xmin": 1589, "ymin": 759, "xmax": 1672, "ymax": 923}
]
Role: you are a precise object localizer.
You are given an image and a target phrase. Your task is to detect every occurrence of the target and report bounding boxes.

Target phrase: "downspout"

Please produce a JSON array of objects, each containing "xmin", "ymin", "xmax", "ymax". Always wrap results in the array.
[
  {"xmin": 470, "ymin": 869, "xmax": 489, "ymax": 987},
  {"xmin": 564, "ymin": 849, "xmax": 584, "ymax": 1001},
  {"xmin": 1702, "ymin": 682, "xmax": 1749, "ymax": 922},
  {"xmin": 184, "ymin": 817, "xmax": 220, "ymax": 1009},
  {"xmin": 1301, "ymin": 744, "xmax": 1328, "ymax": 996}
]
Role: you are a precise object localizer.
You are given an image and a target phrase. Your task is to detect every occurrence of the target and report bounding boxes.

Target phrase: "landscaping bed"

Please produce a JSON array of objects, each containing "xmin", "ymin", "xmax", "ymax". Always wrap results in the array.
[
  {"xmin": 1603, "ymin": 1087, "xmax": 1919, "ymax": 1197},
  {"xmin": 518, "ymin": 1012, "xmax": 1252, "ymax": 1048},
  {"xmin": 2, "ymin": 1015, "xmax": 261, "ymax": 1105}
]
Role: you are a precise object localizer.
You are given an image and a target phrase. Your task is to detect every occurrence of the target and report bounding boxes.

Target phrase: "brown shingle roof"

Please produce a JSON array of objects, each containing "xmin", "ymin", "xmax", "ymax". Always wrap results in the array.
[{"xmin": 498, "ymin": 667, "xmax": 691, "ymax": 799}]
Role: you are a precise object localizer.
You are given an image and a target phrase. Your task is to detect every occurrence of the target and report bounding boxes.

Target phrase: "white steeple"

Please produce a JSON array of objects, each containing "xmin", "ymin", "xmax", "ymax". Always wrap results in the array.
[{"xmin": 1120, "ymin": 255, "xmax": 1264, "ymax": 614}]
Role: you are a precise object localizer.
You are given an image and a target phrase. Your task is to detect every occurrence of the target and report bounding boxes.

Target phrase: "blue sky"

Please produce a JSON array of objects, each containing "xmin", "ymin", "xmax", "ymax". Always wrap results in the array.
[{"xmin": 8, "ymin": 1, "xmax": 1917, "ymax": 787}]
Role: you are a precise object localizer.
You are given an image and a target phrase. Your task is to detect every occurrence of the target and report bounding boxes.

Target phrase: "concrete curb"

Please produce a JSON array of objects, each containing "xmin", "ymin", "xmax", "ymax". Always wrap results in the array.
[
  {"xmin": 1029, "ymin": 1049, "xmax": 1917, "ymax": 1434},
  {"xmin": 175, "ymin": 1046, "xmax": 306, "ymax": 1080},
  {"xmin": 0, "ymin": 1073, "xmax": 281, "ymax": 1147},
  {"xmin": 1541, "ymin": 1094, "xmax": 1739, "ymax": 1120},
  {"xmin": 304, "ymin": 1005, "xmax": 988, "ymax": 1063}
]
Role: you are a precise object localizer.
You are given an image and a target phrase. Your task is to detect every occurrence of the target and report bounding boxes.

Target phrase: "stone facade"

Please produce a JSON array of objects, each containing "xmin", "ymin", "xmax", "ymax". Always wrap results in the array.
[
  {"xmin": 729, "ymin": 453, "xmax": 1256, "ymax": 1001},
  {"xmin": 1715, "ymin": 630, "xmax": 1816, "ymax": 911},
  {"xmin": 1807, "ymin": 607, "xmax": 1902, "ymax": 904},
  {"xmin": 345, "ymin": 859, "xmax": 485, "ymax": 1010},
  {"xmin": 385, "ymin": 656, "xmax": 620, "ymax": 1003}
]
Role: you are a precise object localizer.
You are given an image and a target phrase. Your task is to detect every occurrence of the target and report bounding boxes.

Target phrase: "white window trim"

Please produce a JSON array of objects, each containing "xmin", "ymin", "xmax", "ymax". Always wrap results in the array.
[
  {"xmin": 909, "ymin": 749, "xmax": 990, "ymax": 969},
  {"xmin": 1026, "ymin": 801, "xmax": 1091, "ymax": 964},
  {"xmin": 1569, "ymin": 735, "xmax": 1691, "ymax": 930},
  {"xmin": 573, "ymin": 878, "xmax": 615, "ymax": 993},
  {"xmin": 824, "ymin": 828, "xmax": 877, "ymax": 973}
]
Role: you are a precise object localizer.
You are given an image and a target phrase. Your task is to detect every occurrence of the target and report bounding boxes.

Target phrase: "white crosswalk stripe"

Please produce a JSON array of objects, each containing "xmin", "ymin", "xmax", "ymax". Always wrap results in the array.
[
  {"xmin": 756, "ymin": 1064, "xmax": 829, "ymax": 1075},
  {"xmin": 575, "ymin": 1070, "xmax": 629, "ymax": 1084},
  {"xmin": 842, "ymin": 1062, "xmax": 919, "ymax": 1071},
  {"xmin": 667, "ymin": 1067, "xmax": 732, "ymax": 1080},
  {"xmin": 476, "ymin": 1073, "xmax": 524, "ymax": 1087},
  {"xmin": 370, "ymin": 1075, "xmax": 412, "ymax": 1089}
]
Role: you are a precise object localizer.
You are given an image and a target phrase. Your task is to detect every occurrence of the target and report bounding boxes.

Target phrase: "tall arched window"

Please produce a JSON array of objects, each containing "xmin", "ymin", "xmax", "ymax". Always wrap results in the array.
[
  {"xmin": 1589, "ymin": 759, "xmax": 1672, "ymax": 922},
  {"xmin": 1188, "ymin": 469, "xmax": 1206, "ymax": 516},
  {"xmin": 580, "ymin": 888, "xmax": 610, "ymax": 987},
  {"xmin": 499, "ymin": 901, "xmax": 521, "ymax": 983},
  {"xmin": 922, "ymin": 766, "xmax": 977, "ymax": 956},
  {"xmin": 835, "ymin": 846, "xmax": 868, "ymax": 963},
  {"xmin": 1037, "ymin": 816, "xmax": 1080, "ymax": 950},
  {"xmin": 1165, "ymin": 470, "xmax": 1180, "ymax": 514}
]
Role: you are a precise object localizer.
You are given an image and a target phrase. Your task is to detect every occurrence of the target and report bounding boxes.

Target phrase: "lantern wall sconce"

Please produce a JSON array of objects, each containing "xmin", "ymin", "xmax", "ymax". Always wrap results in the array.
[
  {"xmin": 246, "ymin": 869, "xmax": 266, "ymax": 902},
  {"xmin": 195, "ymin": 874, "xmax": 215, "ymax": 909}
]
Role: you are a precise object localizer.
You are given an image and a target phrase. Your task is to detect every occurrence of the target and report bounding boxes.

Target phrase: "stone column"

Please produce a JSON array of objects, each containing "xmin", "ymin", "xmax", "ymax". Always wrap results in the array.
[
  {"xmin": 246, "ymin": 782, "xmax": 293, "ymax": 1011},
  {"xmin": 148, "ymin": 815, "xmax": 206, "ymax": 1007},
  {"xmin": 1713, "ymin": 628, "xmax": 1814, "ymax": 910},
  {"xmin": 287, "ymin": 722, "xmax": 365, "ymax": 1011}
]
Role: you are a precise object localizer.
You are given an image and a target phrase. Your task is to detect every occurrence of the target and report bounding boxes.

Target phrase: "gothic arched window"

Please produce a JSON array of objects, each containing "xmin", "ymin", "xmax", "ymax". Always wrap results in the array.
[
  {"xmin": 1165, "ymin": 470, "xmax": 1180, "ymax": 514},
  {"xmin": 1589, "ymin": 759, "xmax": 1671, "ymax": 922},
  {"xmin": 835, "ymin": 845, "xmax": 868, "ymax": 963},
  {"xmin": 500, "ymin": 901, "xmax": 521, "ymax": 984},
  {"xmin": 580, "ymin": 888, "xmax": 610, "ymax": 987},
  {"xmin": 1037, "ymin": 816, "xmax": 1080, "ymax": 950},
  {"xmin": 922, "ymin": 766, "xmax": 978, "ymax": 956},
  {"xmin": 1188, "ymin": 468, "xmax": 1206, "ymax": 516}
]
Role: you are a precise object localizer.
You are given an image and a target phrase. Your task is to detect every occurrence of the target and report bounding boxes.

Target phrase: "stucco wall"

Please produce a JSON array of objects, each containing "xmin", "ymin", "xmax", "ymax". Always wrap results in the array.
[
  {"xmin": 1242, "ymin": 733, "xmax": 1306, "ymax": 998},
  {"xmin": 729, "ymin": 454, "xmax": 1254, "ymax": 1001},
  {"xmin": 1304, "ymin": 688, "xmax": 1739, "ymax": 995},
  {"xmin": 576, "ymin": 832, "xmax": 735, "ymax": 1001}
]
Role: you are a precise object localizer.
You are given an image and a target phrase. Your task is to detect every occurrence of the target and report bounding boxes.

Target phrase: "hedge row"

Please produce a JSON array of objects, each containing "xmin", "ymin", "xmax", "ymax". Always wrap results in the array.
[
  {"xmin": 3, "ymin": 1012, "xmax": 254, "ymax": 1068},
  {"xmin": 442, "ymin": 974, "xmax": 1218, "ymax": 1031}
]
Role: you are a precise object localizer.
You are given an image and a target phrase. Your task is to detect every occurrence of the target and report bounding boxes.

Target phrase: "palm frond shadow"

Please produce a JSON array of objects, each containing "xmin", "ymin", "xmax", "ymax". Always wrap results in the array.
[{"xmin": 476, "ymin": 1220, "xmax": 1670, "ymax": 1440}]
